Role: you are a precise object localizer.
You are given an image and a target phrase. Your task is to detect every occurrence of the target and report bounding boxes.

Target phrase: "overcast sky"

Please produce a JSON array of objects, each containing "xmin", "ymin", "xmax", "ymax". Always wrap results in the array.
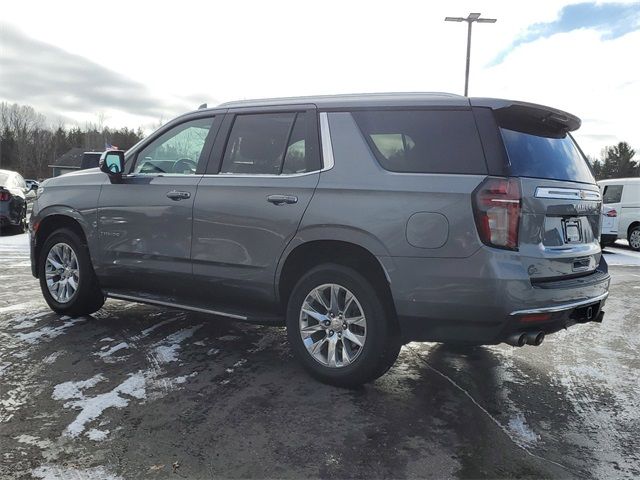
[{"xmin": 1, "ymin": 0, "xmax": 639, "ymax": 157}]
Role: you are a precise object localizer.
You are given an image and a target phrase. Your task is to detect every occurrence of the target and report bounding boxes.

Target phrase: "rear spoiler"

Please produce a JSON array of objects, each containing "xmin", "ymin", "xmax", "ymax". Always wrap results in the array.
[{"xmin": 470, "ymin": 98, "xmax": 581, "ymax": 134}]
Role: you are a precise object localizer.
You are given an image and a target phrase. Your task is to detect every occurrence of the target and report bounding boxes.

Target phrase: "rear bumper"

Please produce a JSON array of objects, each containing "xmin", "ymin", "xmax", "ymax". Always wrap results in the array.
[{"xmin": 379, "ymin": 248, "xmax": 611, "ymax": 344}]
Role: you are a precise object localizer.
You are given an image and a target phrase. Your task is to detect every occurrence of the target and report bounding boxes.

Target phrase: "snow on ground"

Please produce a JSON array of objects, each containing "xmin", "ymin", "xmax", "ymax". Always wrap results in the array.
[
  {"xmin": 32, "ymin": 465, "xmax": 123, "ymax": 480},
  {"xmin": 53, "ymin": 372, "xmax": 146, "ymax": 438}
]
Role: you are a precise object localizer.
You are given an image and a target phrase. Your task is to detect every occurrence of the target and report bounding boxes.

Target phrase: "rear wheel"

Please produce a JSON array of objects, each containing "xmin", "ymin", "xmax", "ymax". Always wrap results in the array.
[
  {"xmin": 38, "ymin": 228, "xmax": 105, "ymax": 316},
  {"xmin": 286, "ymin": 264, "xmax": 401, "ymax": 387},
  {"xmin": 629, "ymin": 226, "xmax": 640, "ymax": 251}
]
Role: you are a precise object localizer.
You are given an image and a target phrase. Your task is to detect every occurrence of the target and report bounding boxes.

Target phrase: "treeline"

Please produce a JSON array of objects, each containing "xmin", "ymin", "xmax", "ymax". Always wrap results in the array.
[
  {"xmin": 589, "ymin": 142, "xmax": 638, "ymax": 180},
  {"xmin": 0, "ymin": 102, "xmax": 144, "ymax": 179}
]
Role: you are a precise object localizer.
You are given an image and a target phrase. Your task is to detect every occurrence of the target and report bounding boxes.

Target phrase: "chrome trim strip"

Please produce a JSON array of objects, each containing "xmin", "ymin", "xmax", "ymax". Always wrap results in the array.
[
  {"xmin": 201, "ymin": 171, "xmax": 319, "ymax": 179},
  {"xmin": 509, "ymin": 291, "xmax": 608, "ymax": 316},
  {"xmin": 319, "ymin": 112, "xmax": 335, "ymax": 171},
  {"xmin": 106, "ymin": 292, "xmax": 248, "ymax": 320},
  {"xmin": 535, "ymin": 187, "xmax": 601, "ymax": 201}
]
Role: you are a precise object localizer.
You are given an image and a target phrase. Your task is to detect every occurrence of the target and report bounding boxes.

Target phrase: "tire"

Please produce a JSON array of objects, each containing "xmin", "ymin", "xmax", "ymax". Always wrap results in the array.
[
  {"xmin": 629, "ymin": 226, "xmax": 640, "ymax": 251},
  {"xmin": 286, "ymin": 263, "xmax": 401, "ymax": 387},
  {"xmin": 38, "ymin": 228, "xmax": 105, "ymax": 316}
]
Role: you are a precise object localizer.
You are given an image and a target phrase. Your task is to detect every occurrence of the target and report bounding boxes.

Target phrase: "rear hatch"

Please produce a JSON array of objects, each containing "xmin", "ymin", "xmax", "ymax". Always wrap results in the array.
[{"xmin": 480, "ymin": 101, "xmax": 602, "ymax": 281}]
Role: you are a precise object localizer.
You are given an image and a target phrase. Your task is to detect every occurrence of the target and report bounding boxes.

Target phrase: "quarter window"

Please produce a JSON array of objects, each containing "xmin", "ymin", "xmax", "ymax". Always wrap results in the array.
[
  {"xmin": 133, "ymin": 117, "xmax": 214, "ymax": 175},
  {"xmin": 352, "ymin": 110, "xmax": 487, "ymax": 174}
]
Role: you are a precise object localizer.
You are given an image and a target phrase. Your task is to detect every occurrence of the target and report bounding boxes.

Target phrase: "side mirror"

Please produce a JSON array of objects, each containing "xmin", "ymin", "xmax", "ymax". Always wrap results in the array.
[{"xmin": 100, "ymin": 150, "xmax": 125, "ymax": 175}]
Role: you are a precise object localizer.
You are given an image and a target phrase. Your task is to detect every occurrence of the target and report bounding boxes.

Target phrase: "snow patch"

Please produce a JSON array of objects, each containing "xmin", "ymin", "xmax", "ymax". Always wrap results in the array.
[
  {"xmin": 16, "ymin": 317, "xmax": 84, "ymax": 345},
  {"xmin": 508, "ymin": 414, "xmax": 540, "ymax": 444},
  {"xmin": 32, "ymin": 465, "xmax": 122, "ymax": 480},
  {"xmin": 152, "ymin": 326, "xmax": 201, "ymax": 363},
  {"xmin": 53, "ymin": 372, "xmax": 146, "ymax": 437},
  {"xmin": 96, "ymin": 342, "xmax": 129, "ymax": 358},
  {"xmin": 43, "ymin": 351, "xmax": 64, "ymax": 364},
  {"xmin": 86, "ymin": 428, "xmax": 109, "ymax": 441}
]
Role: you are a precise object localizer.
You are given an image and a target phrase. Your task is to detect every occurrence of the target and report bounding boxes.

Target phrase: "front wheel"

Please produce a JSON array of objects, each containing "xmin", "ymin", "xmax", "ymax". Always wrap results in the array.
[
  {"xmin": 286, "ymin": 264, "xmax": 401, "ymax": 387},
  {"xmin": 629, "ymin": 227, "xmax": 640, "ymax": 251},
  {"xmin": 38, "ymin": 228, "xmax": 105, "ymax": 316}
]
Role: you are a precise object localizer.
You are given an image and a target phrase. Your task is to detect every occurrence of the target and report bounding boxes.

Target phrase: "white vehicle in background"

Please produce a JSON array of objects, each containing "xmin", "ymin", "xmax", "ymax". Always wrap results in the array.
[{"xmin": 598, "ymin": 178, "xmax": 640, "ymax": 250}]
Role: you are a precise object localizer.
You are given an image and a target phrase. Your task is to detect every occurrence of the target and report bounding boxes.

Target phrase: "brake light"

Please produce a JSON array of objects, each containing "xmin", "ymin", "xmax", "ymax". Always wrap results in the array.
[
  {"xmin": 0, "ymin": 191, "xmax": 11, "ymax": 201},
  {"xmin": 605, "ymin": 209, "xmax": 617, "ymax": 218},
  {"xmin": 472, "ymin": 177, "xmax": 521, "ymax": 250}
]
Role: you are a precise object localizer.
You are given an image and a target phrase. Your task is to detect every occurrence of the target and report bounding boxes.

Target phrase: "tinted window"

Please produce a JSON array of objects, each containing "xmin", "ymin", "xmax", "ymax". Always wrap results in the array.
[
  {"xmin": 282, "ymin": 113, "xmax": 310, "ymax": 174},
  {"xmin": 221, "ymin": 113, "xmax": 296, "ymax": 174},
  {"xmin": 602, "ymin": 184, "xmax": 623, "ymax": 204},
  {"xmin": 500, "ymin": 128, "xmax": 594, "ymax": 184},
  {"xmin": 352, "ymin": 110, "xmax": 487, "ymax": 174},
  {"xmin": 133, "ymin": 117, "xmax": 214, "ymax": 175}
]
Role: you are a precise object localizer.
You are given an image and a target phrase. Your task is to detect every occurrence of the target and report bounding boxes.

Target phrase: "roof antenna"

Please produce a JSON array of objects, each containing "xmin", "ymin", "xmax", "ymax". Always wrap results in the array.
[{"xmin": 198, "ymin": 103, "xmax": 207, "ymax": 110}]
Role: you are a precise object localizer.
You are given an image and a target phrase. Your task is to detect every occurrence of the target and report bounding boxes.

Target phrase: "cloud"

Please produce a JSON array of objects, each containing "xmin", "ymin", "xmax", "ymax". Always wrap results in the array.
[
  {"xmin": 490, "ymin": 2, "xmax": 640, "ymax": 65},
  {"xmin": 0, "ymin": 24, "xmax": 194, "ymax": 122}
]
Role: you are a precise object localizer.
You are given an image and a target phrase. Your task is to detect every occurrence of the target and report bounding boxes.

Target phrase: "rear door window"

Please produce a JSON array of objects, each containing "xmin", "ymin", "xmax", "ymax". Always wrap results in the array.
[
  {"xmin": 351, "ymin": 110, "xmax": 487, "ymax": 174},
  {"xmin": 602, "ymin": 184, "xmax": 623, "ymax": 204},
  {"xmin": 500, "ymin": 128, "xmax": 594, "ymax": 184}
]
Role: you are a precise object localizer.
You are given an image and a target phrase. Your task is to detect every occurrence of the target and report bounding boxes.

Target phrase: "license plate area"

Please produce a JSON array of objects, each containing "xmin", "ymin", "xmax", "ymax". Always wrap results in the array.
[{"xmin": 562, "ymin": 218, "xmax": 582, "ymax": 243}]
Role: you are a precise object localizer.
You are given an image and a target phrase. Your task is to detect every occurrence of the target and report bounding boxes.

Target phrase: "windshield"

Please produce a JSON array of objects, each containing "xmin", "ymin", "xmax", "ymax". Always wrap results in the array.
[{"xmin": 500, "ymin": 128, "xmax": 595, "ymax": 184}]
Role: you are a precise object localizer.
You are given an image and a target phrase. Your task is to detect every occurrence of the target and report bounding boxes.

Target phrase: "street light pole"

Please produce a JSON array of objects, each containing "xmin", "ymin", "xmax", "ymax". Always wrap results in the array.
[{"xmin": 445, "ymin": 13, "xmax": 497, "ymax": 97}]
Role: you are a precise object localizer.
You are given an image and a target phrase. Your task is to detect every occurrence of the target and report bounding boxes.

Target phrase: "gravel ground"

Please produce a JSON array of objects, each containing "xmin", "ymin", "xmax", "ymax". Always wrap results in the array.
[{"xmin": 1, "ymin": 232, "xmax": 639, "ymax": 479}]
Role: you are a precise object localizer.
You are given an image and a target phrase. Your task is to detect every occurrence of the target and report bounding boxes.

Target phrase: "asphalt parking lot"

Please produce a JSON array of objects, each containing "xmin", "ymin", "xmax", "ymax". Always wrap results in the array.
[{"xmin": 1, "ymin": 232, "xmax": 639, "ymax": 479}]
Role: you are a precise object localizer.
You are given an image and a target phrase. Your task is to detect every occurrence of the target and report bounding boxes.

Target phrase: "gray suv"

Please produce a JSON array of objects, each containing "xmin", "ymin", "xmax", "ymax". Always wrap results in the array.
[{"xmin": 29, "ymin": 93, "xmax": 610, "ymax": 386}]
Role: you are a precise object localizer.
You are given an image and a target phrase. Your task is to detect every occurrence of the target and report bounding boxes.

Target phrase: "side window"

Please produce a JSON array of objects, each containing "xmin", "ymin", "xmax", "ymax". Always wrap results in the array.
[
  {"xmin": 221, "ymin": 113, "xmax": 295, "ymax": 174},
  {"xmin": 352, "ymin": 110, "xmax": 487, "ymax": 174},
  {"xmin": 133, "ymin": 117, "xmax": 214, "ymax": 175},
  {"xmin": 602, "ymin": 185, "xmax": 623, "ymax": 204}
]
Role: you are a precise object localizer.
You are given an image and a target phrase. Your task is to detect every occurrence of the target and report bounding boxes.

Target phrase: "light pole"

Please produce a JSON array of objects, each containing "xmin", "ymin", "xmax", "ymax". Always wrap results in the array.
[{"xmin": 444, "ymin": 12, "xmax": 496, "ymax": 97}]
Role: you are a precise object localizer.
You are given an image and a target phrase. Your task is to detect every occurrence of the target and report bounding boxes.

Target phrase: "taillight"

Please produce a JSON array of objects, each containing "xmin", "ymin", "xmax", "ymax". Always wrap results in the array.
[
  {"xmin": 472, "ymin": 177, "xmax": 521, "ymax": 250},
  {"xmin": 0, "ymin": 191, "xmax": 11, "ymax": 201},
  {"xmin": 605, "ymin": 209, "xmax": 617, "ymax": 217}
]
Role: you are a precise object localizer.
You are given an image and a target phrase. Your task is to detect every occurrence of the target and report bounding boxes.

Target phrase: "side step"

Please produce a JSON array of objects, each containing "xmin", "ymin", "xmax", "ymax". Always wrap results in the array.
[{"xmin": 104, "ymin": 291, "xmax": 284, "ymax": 325}]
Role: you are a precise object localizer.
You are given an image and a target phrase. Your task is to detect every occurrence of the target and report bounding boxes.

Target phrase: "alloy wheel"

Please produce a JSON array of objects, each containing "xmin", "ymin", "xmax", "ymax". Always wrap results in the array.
[
  {"xmin": 45, "ymin": 242, "xmax": 79, "ymax": 303},
  {"xmin": 299, "ymin": 283, "xmax": 367, "ymax": 368}
]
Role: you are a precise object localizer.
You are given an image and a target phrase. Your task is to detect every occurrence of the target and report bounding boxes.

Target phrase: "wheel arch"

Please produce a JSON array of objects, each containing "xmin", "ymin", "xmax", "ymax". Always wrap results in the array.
[
  {"xmin": 32, "ymin": 208, "xmax": 93, "ymax": 278},
  {"xmin": 276, "ymin": 236, "xmax": 396, "ymax": 320},
  {"xmin": 627, "ymin": 221, "xmax": 640, "ymax": 239}
]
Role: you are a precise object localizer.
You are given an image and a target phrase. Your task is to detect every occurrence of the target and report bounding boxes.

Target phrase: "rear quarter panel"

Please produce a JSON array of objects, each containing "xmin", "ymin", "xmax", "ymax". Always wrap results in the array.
[{"xmin": 299, "ymin": 112, "xmax": 485, "ymax": 258}]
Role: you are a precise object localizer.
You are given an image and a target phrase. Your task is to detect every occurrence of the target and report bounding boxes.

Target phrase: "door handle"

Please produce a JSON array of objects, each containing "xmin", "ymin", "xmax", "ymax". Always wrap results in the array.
[
  {"xmin": 267, "ymin": 194, "xmax": 298, "ymax": 205},
  {"xmin": 166, "ymin": 190, "xmax": 191, "ymax": 201}
]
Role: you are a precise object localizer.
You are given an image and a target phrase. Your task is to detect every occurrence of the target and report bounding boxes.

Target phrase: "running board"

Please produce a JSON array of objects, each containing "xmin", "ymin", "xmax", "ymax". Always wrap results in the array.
[{"xmin": 106, "ymin": 292, "xmax": 249, "ymax": 321}]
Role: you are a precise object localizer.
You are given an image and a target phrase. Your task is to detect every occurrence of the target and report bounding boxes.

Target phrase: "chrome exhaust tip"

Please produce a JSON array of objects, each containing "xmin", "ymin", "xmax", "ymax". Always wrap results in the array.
[
  {"xmin": 506, "ymin": 333, "xmax": 527, "ymax": 347},
  {"xmin": 525, "ymin": 331, "xmax": 545, "ymax": 346}
]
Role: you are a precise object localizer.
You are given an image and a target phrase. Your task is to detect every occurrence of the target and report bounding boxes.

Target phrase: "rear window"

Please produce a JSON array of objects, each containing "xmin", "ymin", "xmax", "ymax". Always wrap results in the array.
[
  {"xmin": 500, "ymin": 128, "xmax": 594, "ymax": 184},
  {"xmin": 602, "ymin": 184, "xmax": 623, "ymax": 204},
  {"xmin": 352, "ymin": 110, "xmax": 487, "ymax": 174}
]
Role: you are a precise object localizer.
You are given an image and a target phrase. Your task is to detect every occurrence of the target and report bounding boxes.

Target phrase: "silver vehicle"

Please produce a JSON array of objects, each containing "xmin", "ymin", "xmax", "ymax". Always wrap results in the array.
[{"xmin": 29, "ymin": 93, "xmax": 610, "ymax": 386}]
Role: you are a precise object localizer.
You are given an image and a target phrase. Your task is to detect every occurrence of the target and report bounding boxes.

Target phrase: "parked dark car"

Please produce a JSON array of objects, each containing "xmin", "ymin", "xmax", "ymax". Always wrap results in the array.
[
  {"xmin": 29, "ymin": 93, "xmax": 610, "ymax": 386},
  {"xmin": 0, "ymin": 169, "xmax": 31, "ymax": 234}
]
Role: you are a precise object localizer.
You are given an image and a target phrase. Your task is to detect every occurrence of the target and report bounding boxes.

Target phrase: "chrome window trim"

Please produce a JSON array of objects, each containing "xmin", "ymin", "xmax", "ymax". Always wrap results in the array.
[
  {"xmin": 534, "ymin": 187, "xmax": 601, "ymax": 201},
  {"xmin": 106, "ymin": 292, "xmax": 248, "ymax": 320},
  {"xmin": 319, "ymin": 112, "xmax": 335, "ymax": 172},
  {"xmin": 509, "ymin": 291, "xmax": 608, "ymax": 316},
  {"xmin": 201, "ymin": 171, "xmax": 319, "ymax": 179}
]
